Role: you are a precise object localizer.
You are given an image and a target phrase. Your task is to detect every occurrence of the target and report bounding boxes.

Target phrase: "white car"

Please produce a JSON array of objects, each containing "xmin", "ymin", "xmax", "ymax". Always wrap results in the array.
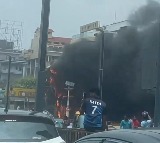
[{"xmin": 0, "ymin": 109, "xmax": 65, "ymax": 143}]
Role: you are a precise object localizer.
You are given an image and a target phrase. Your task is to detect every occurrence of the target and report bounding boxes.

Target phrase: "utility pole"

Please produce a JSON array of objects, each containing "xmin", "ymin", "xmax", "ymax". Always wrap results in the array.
[
  {"xmin": 35, "ymin": 0, "xmax": 50, "ymax": 111},
  {"xmin": 96, "ymin": 27, "xmax": 106, "ymax": 100},
  {"xmin": 4, "ymin": 55, "xmax": 11, "ymax": 113},
  {"xmin": 154, "ymin": 21, "xmax": 160, "ymax": 127},
  {"xmin": 99, "ymin": 30, "xmax": 105, "ymax": 100}
]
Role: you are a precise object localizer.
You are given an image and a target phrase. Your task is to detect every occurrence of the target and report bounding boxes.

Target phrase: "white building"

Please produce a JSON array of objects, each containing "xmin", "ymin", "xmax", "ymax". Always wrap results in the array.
[
  {"xmin": 0, "ymin": 40, "xmax": 26, "ymax": 87},
  {"xmin": 71, "ymin": 20, "xmax": 131, "ymax": 42},
  {"xmin": 71, "ymin": 30, "xmax": 97, "ymax": 43},
  {"xmin": 106, "ymin": 20, "xmax": 131, "ymax": 32}
]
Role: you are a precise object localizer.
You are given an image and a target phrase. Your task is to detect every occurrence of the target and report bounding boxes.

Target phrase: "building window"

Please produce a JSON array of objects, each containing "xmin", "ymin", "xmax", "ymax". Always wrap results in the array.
[
  {"xmin": 54, "ymin": 42, "xmax": 59, "ymax": 44},
  {"xmin": 48, "ymin": 46, "xmax": 54, "ymax": 51},
  {"xmin": 6, "ymin": 56, "xmax": 9, "ymax": 60},
  {"xmin": 19, "ymin": 67, "xmax": 22, "ymax": 71},
  {"xmin": 15, "ymin": 66, "xmax": 22, "ymax": 71},
  {"xmin": 11, "ymin": 57, "xmax": 15, "ymax": 61},
  {"xmin": 3, "ymin": 67, "xmax": 6, "ymax": 70},
  {"xmin": 58, "ymin": 47, "xmax": 63, "ymax": 51},
  {"xmin": 52, "ymin": 57, "xmax": 54, "ymax": 60},
  {"xmin": 48, "ymin": 41, "xmax": 52, "ymax": 44},
  {"xmin": 53, "ymin": 47, "xmax": 58, "ymax": 51}
]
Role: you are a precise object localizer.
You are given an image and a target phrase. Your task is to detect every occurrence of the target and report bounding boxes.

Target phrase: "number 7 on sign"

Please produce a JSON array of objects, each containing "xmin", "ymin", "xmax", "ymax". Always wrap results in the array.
[{"xmin": 92, "ymin": 106, "xmax": 97, "ymax": 114}]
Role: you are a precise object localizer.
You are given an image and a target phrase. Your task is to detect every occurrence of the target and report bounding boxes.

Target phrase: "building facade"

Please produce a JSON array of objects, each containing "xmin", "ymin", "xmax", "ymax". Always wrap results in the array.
[
  {"xmin": 24, "ymin": 28, "xmax": 71, "ymax": 78},
  {"xmin": 105, "ymin": 20, "xmax": 131, "ymax": 32},
  {"xmin": 0, "ymin": 40, "xmax": 26, "ymax": 87},
  {"xmin": 71, "ymin": 21, "xmax": 100, "ymax": 43},
  {"xmin": 71, "ymin": 20, "xmax": 131, "ymax": 42}
]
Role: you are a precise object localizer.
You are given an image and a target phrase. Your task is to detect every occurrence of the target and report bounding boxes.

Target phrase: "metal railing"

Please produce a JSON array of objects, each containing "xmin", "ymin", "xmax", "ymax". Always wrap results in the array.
[
  {"xmin": 57, "ymin": 128, "xmax": 92, "ymax": 143},
  {"xmin": 57, "ymin": 126, "xmax": 117, "ymax": 143}
]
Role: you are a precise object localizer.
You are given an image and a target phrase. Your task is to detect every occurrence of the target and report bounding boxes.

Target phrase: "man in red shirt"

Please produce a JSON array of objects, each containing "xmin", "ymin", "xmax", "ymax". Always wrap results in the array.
[{"xmin": 132, "ymin": 116, "xmax": 140, "ymax": 129}]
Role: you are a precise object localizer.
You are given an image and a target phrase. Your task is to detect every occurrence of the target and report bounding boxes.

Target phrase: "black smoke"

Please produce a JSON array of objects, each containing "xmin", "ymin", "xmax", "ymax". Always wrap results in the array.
[{"xmin": 54, "ymin": 0, "xmax": 160, "ymax": 120}]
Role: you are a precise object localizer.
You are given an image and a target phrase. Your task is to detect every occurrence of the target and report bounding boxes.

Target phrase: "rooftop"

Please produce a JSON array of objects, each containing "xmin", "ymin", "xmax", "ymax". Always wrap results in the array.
[
  {"xmin": 105, "ymin": 20, "xmax": 131, "ymax": 32},
  {"xmin": 48, "ymin": 37, "xmax": 71, "ymax": 44},
  {"xmin": 48, "ymin": 29, "xmax": 54, "ymax": 33}
]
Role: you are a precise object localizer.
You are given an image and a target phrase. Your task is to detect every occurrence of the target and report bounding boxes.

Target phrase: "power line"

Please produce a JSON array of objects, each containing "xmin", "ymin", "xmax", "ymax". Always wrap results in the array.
[{"xmin": 0, "ymin": 20, "xmax": 23, "ymax": 50}]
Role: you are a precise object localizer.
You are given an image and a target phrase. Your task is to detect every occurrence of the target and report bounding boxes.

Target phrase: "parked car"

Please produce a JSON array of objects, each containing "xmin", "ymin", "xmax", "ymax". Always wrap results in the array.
[
  {"xmin": 74, "ymin": 128, "xmax": 160, "ymax": 143},
  {"xmin": 0, "ymin": 109, "xmax": 65, "ymax": 143}
]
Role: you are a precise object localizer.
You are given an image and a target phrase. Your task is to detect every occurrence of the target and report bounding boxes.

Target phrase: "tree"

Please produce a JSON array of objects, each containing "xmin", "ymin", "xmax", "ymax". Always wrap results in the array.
[{"xmin": 14, "ymin": 77, "xmax": 36, "ymax": 89}]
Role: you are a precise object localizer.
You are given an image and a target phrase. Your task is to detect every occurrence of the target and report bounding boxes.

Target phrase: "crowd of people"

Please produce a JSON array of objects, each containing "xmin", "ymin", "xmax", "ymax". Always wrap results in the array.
[
  {"xmin": 120, "ymin": 111, "xmax": 152, "ymax": 129},
  {"xmin": 76, "ymin": 87, "xmax": 154, "ymax": 132}
]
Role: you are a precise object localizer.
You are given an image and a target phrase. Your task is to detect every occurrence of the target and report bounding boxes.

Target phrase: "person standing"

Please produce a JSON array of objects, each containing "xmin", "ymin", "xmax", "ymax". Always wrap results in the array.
[
  {"xmin": 141, "ymin": 111, "xmax": 152, "ymax": 128},
  {"xmin": 80, "ymin": 88, "xmax": 107, "ymax": 132},
  {"xmin": 120, "ymin": 115, "xmax": 132, "ymax": 129},
  {"xmin": 63, "ymin": 115, "xmax": 70, "ymax": 128},
  {"xmin": 17, "ymin": 106, "xmax": 20, "ymax": 110},
  {"xmin": 132, "ymin": 116, "xmax": 140, "ymax": 129}
]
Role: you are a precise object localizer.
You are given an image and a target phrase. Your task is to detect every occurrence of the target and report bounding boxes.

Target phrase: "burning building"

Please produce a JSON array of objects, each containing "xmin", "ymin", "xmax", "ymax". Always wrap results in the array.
[{"xmin": 54, "ymin": 0, "xmax": 160, "ymax": 120}]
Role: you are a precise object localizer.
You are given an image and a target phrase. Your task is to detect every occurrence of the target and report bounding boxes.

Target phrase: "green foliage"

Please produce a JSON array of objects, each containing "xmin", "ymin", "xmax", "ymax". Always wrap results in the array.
[{"xmin": 14, "ymin": 77, "xmax": 37, "ymax": 89}]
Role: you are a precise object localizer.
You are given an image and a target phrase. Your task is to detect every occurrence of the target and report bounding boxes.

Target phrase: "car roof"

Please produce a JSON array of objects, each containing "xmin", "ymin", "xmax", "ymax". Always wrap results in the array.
[
  {"xmin": 0, "ymin": 108, "xmax": 51, "ymax": 119},
  {"xmin": 75, "ymin": 129, "xmax": 160, "ymax": 143}
]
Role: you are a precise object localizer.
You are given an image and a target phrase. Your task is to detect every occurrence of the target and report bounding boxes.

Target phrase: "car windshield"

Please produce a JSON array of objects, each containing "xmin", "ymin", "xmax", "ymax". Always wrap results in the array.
[{"xmin": 0, "ymin": 115, "xmax": 58, "ymax": 142}]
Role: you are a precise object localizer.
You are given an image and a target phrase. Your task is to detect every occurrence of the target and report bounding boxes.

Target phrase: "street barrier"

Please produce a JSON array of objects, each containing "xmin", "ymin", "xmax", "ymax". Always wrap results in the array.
[{"xmin": 57, "ymin": 123, "xmax": 117, "ymax": 143}]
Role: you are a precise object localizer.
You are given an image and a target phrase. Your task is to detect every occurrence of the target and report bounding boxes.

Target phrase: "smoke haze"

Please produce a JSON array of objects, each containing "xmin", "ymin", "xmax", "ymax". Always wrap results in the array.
[{"xmin": 54, "ymin": 0, "xmax": 160, "ymax": 120}]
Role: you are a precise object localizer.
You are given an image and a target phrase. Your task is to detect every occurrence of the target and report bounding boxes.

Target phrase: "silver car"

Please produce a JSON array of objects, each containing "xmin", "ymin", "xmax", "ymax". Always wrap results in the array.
[{"xmin": 75, "ymin": 129, "xmax": 160, "ymax": 143}]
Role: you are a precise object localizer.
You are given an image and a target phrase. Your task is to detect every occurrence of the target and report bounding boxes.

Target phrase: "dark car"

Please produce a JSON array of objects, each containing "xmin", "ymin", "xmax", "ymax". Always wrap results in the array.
[
  {"xmin": 74, "ymin": 129, "xmax": 160, "ymax": 143},
  {"xmin": 0, "ymin": 109, "xmax": 65, "ymax": 143}
]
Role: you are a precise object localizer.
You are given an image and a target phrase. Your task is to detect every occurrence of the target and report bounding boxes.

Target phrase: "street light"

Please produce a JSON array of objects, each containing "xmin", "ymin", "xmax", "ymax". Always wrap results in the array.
[
  {"xmin": 64, "ymin": 81, "xmax": 75, "ymax": 118},
  {"xmin": 95, "ymin": 26, "xmax": 106, "ymax": 100}
]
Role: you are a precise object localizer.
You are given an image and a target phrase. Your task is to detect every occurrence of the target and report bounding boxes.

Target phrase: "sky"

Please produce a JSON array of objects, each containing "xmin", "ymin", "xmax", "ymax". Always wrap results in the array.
[{"xmin": 0, "ymin": 0, "xmax": 148, "ymax": 49}]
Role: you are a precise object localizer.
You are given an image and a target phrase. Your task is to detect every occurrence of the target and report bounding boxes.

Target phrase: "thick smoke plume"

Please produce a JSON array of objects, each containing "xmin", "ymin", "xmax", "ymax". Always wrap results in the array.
[{"xmin": 54, "ymin": 0, "xmax": 160, "ymax": 120}]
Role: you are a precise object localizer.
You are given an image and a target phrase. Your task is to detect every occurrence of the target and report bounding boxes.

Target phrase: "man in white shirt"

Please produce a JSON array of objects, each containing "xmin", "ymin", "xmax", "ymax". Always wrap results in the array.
[{"xmin": 141, "ymin": 111, "xmax": 152, "ymax": 128}]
